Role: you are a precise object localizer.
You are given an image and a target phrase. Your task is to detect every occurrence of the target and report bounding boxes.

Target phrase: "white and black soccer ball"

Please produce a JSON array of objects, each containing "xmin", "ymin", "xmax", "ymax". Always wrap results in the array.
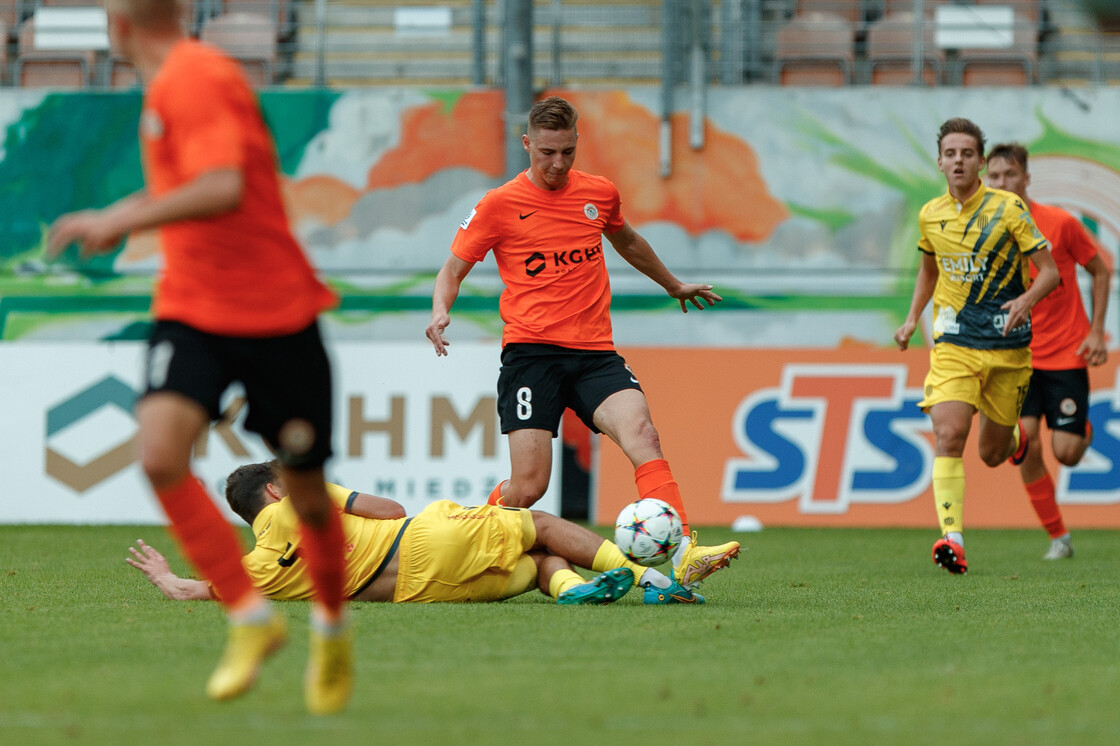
[{"xmin": 614, "ymin": 498, "xmax": 684, "ymax": 567}]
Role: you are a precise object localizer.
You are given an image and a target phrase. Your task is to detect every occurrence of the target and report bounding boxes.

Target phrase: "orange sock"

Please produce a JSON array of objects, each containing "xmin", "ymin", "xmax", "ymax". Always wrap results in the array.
[
  {"xmin": 299, "ymin": 508, "xmax": 346, "ymax": 617},
  {"xmin": 487, "ymin": 480, "xmax": 507, "ymax": 507},
  {"xmin": 634, "ymin": 459, "xmax": 690, "ymax": 534},
  {"xmin": 1025, "ymin": 472, "xmax": 1067, "ymax": 539},
  {"xmin": 156, "ymin": 473, "xmax": 254, "ymax": 609}
]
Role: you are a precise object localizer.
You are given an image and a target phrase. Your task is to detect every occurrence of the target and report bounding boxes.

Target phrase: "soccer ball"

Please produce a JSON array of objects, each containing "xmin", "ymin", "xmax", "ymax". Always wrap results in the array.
[{"xmin": 614, "ymin": 498, "xmax": 683, "ymax": 567}]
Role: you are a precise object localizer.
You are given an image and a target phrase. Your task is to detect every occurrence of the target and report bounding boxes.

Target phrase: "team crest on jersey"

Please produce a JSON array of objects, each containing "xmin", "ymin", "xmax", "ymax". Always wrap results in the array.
[
  {"xmin": 1060, "ymin": 398, "xmax": 1078, "ymax": 416},
  {"xmin": 140, "ymin": 109, "xmax": 164, "ymax": 139},
  {"xmin": 584, "ymin": 203, "xmax": 599, "ymax": 220},
  {"xmin": 459, "ymin": 208, "xmax": 477, "ymax": 230}
]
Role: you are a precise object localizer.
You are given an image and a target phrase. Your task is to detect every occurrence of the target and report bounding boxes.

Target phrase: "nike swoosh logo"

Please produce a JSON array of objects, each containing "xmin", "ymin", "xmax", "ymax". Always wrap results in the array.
[
  {"xmin": 519, "ymin": 211, "xmax": 538, "ymax": 220},
  {"xmin": 1055, "ymin": 417, "xmax": 1077, "ymax": 426}
]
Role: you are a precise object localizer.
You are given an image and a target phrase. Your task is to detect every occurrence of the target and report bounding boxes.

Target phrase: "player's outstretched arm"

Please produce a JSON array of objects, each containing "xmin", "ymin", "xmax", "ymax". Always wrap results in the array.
[
  {"xmin": 895, "ymin": 252, "xmax": 938, "ymax": 350},
  {"xmin": 427, "ymin": 254, "xmax": 476, "ymax": 356},
  {"xmin": 345, "ymin": 493, "xmax": 407, "ymax": 520},
  {"xmin": 45, "ymin": 191, "xmax": 147, "ymax": 259},
  {"xmin": 126, "ymin": 539, "xmax": 212, "ymax": 601},
  {"xmin": 48, "ymin": 169, "xmax": 242, "ymax": 260},
  {"xmin": 605, "ymin": 222, "xmax": 722, "ymax": 312},
  {"xmin": 1077, "ymin": 254, "xmax": 1111, "ymax": 366}
]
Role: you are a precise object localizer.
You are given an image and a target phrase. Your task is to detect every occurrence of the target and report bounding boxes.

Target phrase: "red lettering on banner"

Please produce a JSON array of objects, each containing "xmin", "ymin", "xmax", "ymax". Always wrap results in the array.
[{"xmin": 789, "ymin": 370, "xmax": 898, "ymax": 511}]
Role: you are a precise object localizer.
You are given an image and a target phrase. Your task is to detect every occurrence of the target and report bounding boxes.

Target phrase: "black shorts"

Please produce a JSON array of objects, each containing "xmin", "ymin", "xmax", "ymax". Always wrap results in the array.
[
  {"xmin": 1020, "ymin": 367, "xmax": 1090, "ymax": 435},
  {"xmin": 142, "ymin": 320, "xmax": 333, "ymax": 468},
  {"xmin": 496, "ymin": 343, "xmax": 643, "ymax": 436}
]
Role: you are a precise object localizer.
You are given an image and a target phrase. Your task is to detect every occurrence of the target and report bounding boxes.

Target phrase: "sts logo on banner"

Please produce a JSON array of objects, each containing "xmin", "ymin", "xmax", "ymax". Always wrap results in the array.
[
  {"xmin": 722, "ymin": 364, "xmax": 932, "ymax": 513},
  {"xmin": 721, "ymin": 364, "xmax": 1120, "ymax": 512}
]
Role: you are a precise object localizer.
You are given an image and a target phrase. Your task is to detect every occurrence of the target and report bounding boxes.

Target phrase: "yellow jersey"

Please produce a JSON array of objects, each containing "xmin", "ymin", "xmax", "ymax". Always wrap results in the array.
[
  {"xmin": 243, "ymin": 484, "xmax": 408, "ymax": 600},
  {"xmin": 918, "ymin": 181, "xmax": 1049, "ymax": 350}
]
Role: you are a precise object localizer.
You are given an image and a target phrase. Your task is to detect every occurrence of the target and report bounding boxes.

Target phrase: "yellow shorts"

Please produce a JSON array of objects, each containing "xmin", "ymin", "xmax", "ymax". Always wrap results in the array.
[
  {"xmin": 919, "ymin": 343, "xmax": 1032, "ymax": 427},
  {"xmin": 393, "ymin": 501, "xmax": 538, "ymax": 603}
]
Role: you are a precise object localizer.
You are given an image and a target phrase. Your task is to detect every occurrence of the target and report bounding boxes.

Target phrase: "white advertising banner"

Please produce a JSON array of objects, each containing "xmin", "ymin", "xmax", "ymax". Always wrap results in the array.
[{"xmin": 0, "ymin": 342, "xmax": 560, "ymax": 524}]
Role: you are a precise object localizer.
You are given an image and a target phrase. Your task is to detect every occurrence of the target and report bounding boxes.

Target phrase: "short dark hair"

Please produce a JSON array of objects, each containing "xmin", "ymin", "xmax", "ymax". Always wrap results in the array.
[
  {"xmin": 224, "ymin": 461, "xmax": 279, "ymax": 526},
  {"xmin": 937, "ymin": 118, "xmax": 986, "ymax": 158},
  {"xmin": 528, "ymin": 96, "xmax": 578, "ymax": 133},
  {"xmin": 987, "ymin": 142, "xmax": 1029, "ymax": 171}
]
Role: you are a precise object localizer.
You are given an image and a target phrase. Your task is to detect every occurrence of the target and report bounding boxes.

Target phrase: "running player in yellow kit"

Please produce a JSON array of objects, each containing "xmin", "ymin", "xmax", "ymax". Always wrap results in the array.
[{"xmin": 894, "ymin": 118, "xmax": 1059, "ymax": 574}]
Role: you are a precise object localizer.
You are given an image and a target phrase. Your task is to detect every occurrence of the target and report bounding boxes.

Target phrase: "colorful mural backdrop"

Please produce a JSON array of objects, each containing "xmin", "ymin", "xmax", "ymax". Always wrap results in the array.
[{"xmin": 0, "ymin": 86, "xmax": 1117, "ymax": 348}]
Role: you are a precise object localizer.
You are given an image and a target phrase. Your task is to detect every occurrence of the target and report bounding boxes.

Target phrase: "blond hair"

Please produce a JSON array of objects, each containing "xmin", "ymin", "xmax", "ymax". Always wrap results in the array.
[{"xmin": 528, "ymin": 96, "xmax": 579, "ymax": 133}]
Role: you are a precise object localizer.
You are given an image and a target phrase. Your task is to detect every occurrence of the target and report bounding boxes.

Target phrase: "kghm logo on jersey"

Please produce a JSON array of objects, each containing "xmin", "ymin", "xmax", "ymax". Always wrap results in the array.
[
  {"xmin": 525, "ymin": 252, "xmax": 546, "ymax": 277},
  {"xmin": 584, "ymin": 203, "xmax": 598, "ymax": 220},
  {"xmin": 524, "ymin": 245, "xmax": 603, "ymax": 277}
]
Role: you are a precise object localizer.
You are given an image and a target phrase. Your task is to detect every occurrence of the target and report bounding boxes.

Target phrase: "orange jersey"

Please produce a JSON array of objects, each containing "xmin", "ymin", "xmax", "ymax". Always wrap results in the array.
[
  {"xmin": 1027, "ymin": 201, "xmax": 1099, "ymax": 370},
  {"xmin": 450, "ymin": 169, "xmax": 626, "ymax": 349},
  {"xmin": 140, "ymin": 40, "xmax": 335, "ymax": 336}
]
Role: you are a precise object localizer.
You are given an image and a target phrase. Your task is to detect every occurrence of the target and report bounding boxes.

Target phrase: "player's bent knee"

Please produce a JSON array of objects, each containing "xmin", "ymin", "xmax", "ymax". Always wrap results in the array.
[
  {"xmin": 138, "ymin": 453, "xmax": 190, "ymax": 491},
  {"xmin": 504, "ymin": 479, "xmax": 549, "ymax": 507},
  {"xmin": 1054, "ymin": 447, "xmax": 1086, "ymax": 467},
  {"xmin": 978, "ymin": 444, "xmax": 1008, "ymax": 468}
]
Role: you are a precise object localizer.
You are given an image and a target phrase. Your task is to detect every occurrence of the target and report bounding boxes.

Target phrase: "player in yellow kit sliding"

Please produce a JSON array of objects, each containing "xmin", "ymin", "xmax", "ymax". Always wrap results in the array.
[{"xmin": 128, "ymin": 461, "xmax": 698, "ymax": 606}]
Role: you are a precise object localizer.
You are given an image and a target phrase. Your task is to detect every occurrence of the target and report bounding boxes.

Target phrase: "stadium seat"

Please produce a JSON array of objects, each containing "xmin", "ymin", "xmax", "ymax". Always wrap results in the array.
[
  {"xmin": 884, "ymin": 0, "xmax": 950, "ymax": 14},
  {"xmin": 974, "ymin": 0, "xmax": 1039, "ymax": 24},
  {"xmin": 866, "ymin": 11, "xmax": 944, "ymax": 85},
  {"xmin": 0, "ymin": 0, "xmax": 18, "ymax": 34},
  {"xmin": 220, "ymin": 0, "xmax": 292, "ymax": 39},
  {"xmin": 774, "ymin": 12, "xmax": 856, "ymax": 86},
  {"xmin": 13, "ymin": 16, "xmax": 96, "ymax": 88},
  {"xmin": 795, "ymin": 0, "xmax": 863, "ymax": 25},
  {"xmin": 956, "ymin": 12, "xmax": 1037, "ymax": 85},
  {"xmin": 199, "ymin": 11, "xmax": 276, "ymax": 86}
]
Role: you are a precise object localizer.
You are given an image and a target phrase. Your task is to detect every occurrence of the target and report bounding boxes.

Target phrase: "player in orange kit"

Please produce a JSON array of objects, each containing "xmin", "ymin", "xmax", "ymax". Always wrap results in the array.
[
  {"xmin": 47, "ymin": 0, "xmax": 349, "ymax": 714},
  {"xmin": 986, "ymin": 142, "xmax": 1111, "ymax": 560},
  {"xmin": 426, "ymin": 96, "xmax": 739, "ymax": 602}
]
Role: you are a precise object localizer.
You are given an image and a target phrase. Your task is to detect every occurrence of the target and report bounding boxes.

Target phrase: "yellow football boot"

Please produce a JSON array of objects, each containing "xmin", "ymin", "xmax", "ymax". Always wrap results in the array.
[
  {"xmin": 673, "ymin": 531, "xmax": 741, "ymax": 590},
  {"xmin": 305, "ymin": 626, "xmax": 354, "ymax": 715},
  {"xmin": 205, "ymin": 613, "xmax": 288, "ymax": 701}
]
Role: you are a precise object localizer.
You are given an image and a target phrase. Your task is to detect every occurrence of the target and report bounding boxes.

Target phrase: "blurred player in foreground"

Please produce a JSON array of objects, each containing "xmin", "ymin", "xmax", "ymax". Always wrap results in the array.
[
  {"xmin": 986, "ymin": 143, "xmax": 1111, "ymax": 559},
  {"xmin": 127, "ymin": 461, "xmax": 705, "ymax": 605},
  {"xmin": 894, "ymin": 118, "xmax": 1059, "ymax": 574},
  {"xmin": 426, "ymin": 96, "xmax": 738, "ymax": 596},
  {"xmin": 46, "ymin": 0, "xmax": 349, "ymax": 713}
]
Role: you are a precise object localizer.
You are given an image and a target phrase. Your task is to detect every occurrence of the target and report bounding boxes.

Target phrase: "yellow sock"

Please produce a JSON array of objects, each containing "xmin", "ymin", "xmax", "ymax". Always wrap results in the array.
[
  {"xmin": 933, "ymin": 456, "xmax": 965, "ymax": 536},
  {"xmin": 591, "ymin": 541, "xmax": 646, "ymax": 582},
  {"xmin": 547, "ymin": 569, "xmax": 585, "ymax": 599}
]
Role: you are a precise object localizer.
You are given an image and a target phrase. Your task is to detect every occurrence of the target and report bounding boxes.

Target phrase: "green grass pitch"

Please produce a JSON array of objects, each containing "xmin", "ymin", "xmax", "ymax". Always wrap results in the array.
[{"xmin": 2, "ymin": 524, "xmax": 1119, "ymax": 744}]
